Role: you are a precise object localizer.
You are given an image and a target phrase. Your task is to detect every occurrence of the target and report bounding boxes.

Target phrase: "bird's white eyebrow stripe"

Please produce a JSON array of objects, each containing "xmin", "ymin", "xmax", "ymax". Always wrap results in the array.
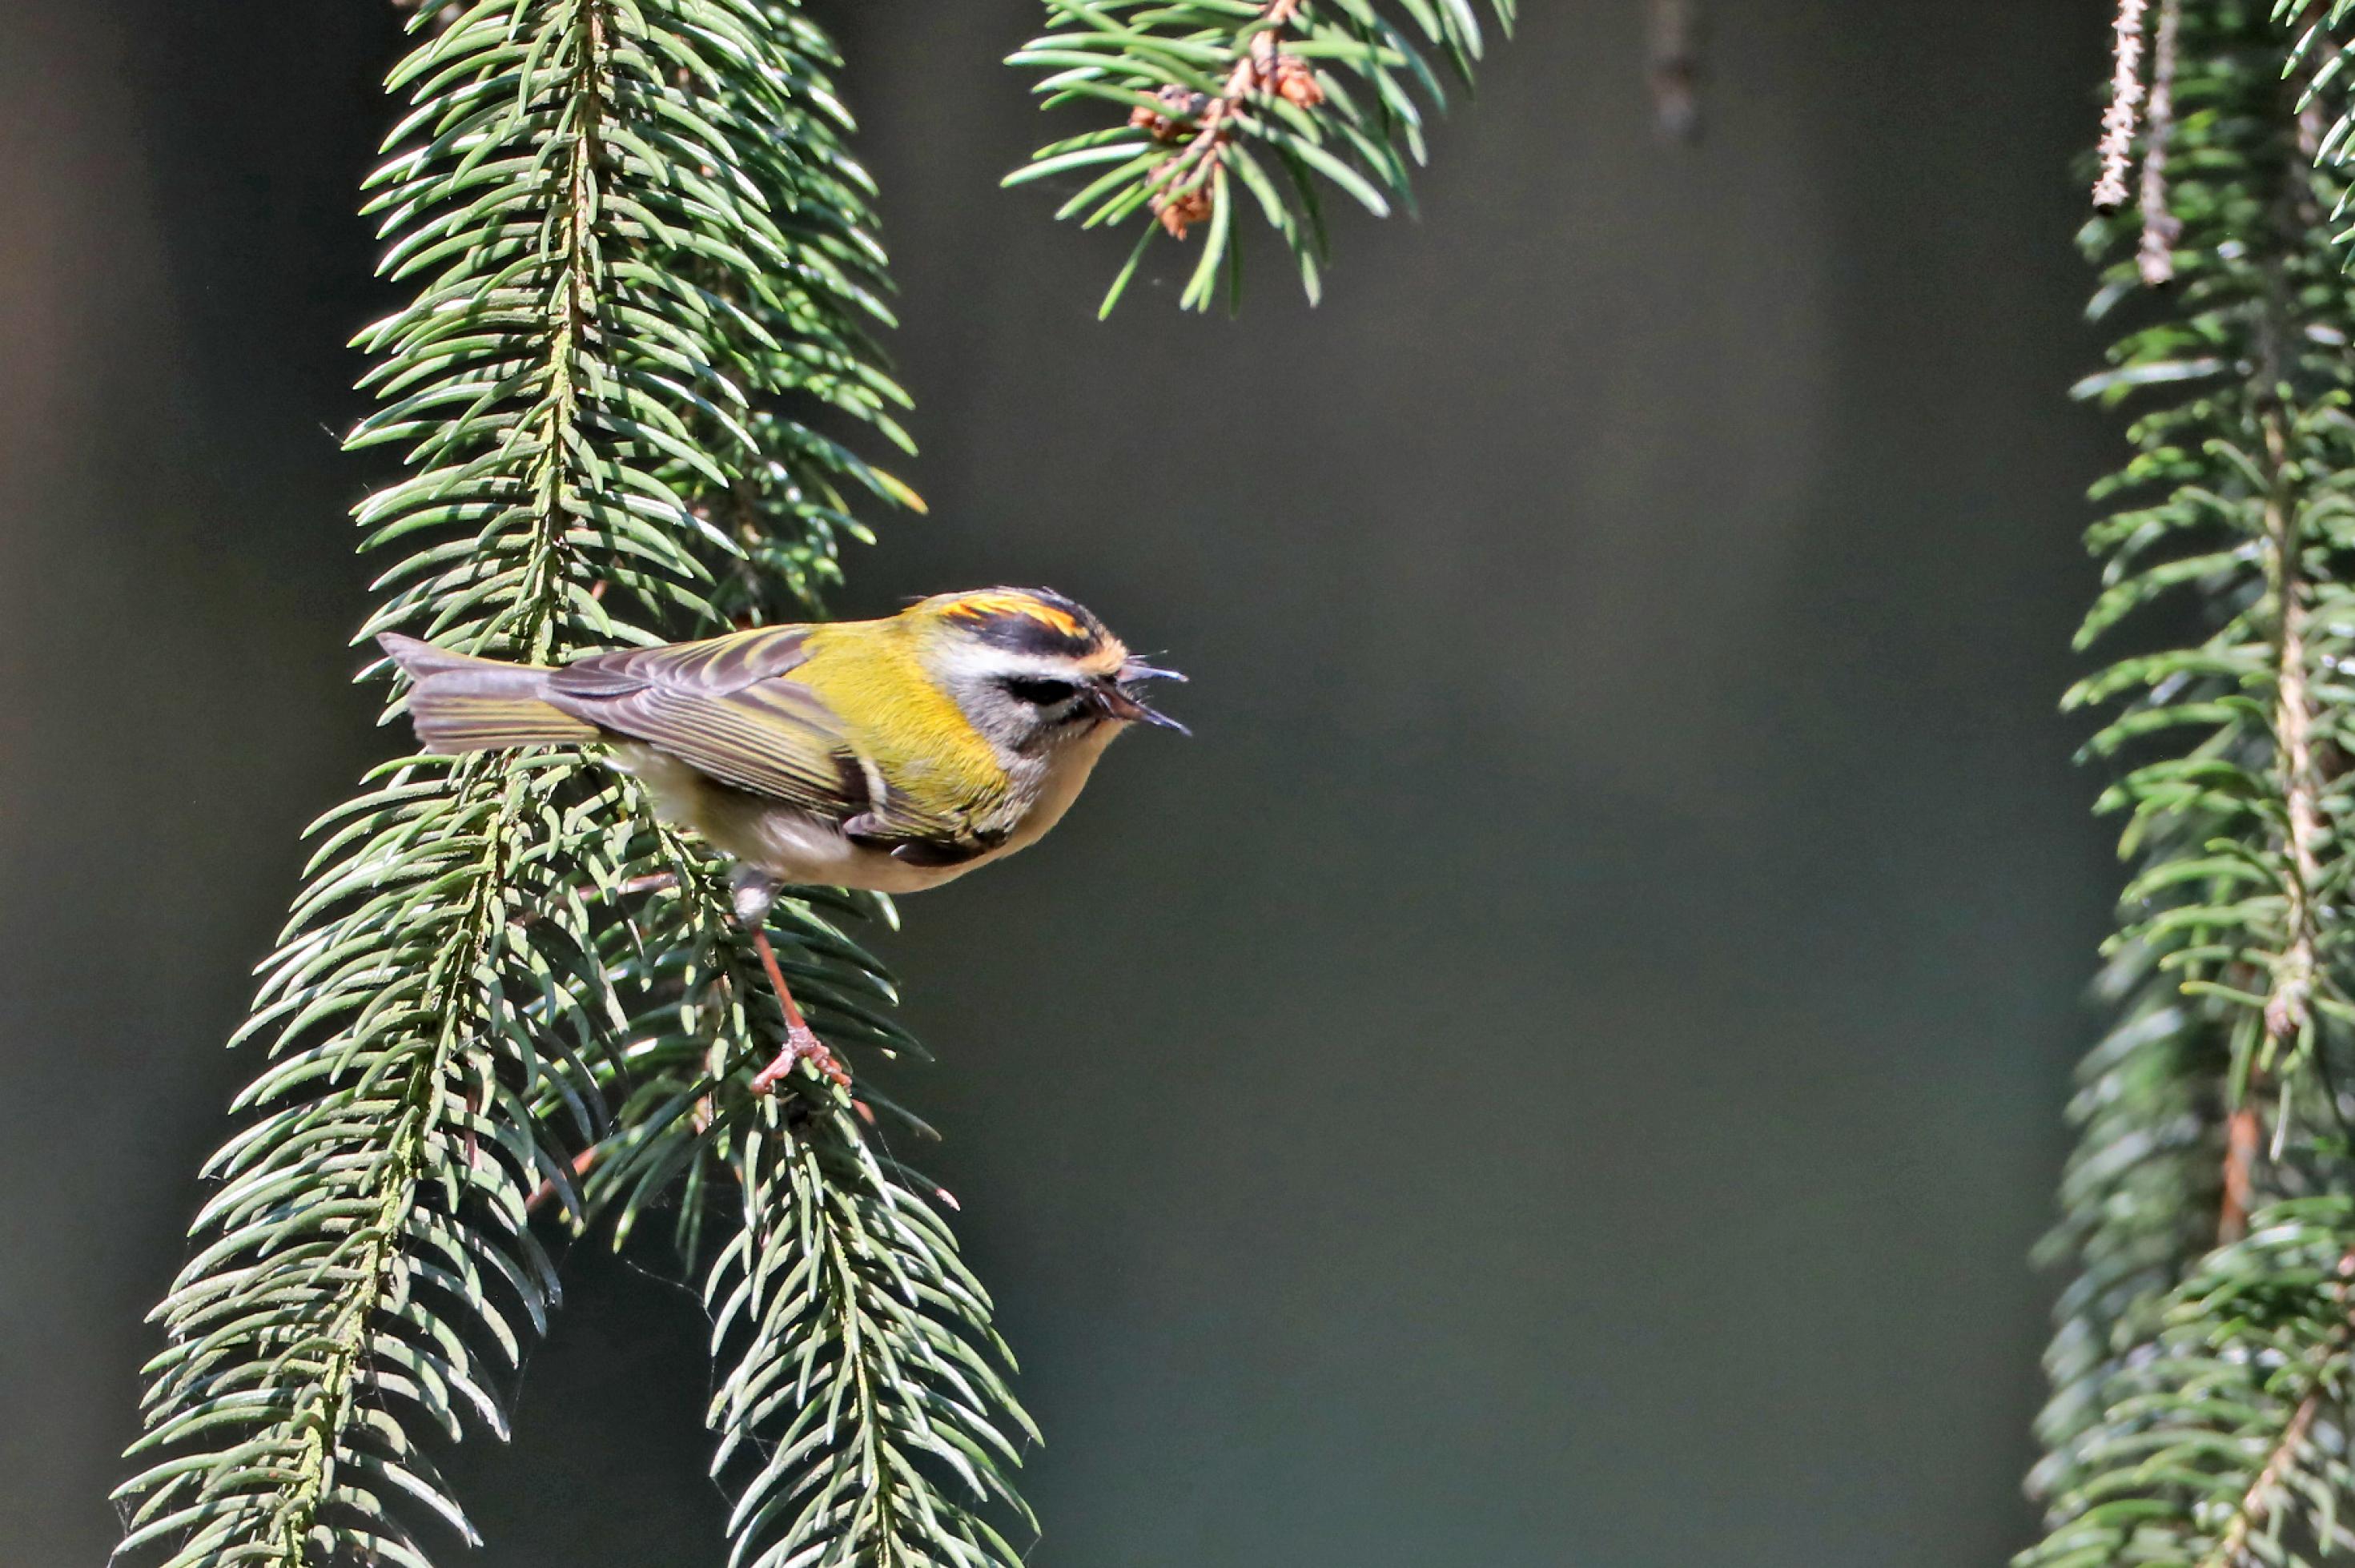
[{"xmin": 945, "ymin": 647, "xmax": 1111, "ymax": 683}]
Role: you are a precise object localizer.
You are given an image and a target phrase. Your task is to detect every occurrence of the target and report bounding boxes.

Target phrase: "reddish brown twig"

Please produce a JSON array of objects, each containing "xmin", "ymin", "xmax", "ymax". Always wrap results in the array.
[
  {"xmin": 526, "ymin": 1142, "xmax": 606, "ymax": 1216},
  {"xmin": 2220, "ymin": 1104, "xmax": 2261, "ymax": 1244}
]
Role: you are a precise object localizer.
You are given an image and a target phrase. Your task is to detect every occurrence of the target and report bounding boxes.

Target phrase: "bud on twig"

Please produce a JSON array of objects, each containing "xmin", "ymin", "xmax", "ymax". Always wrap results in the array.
[
  {"xmin": 1156, "ymin": 183, "xmax": 1216, "ymax": 239},
  {"xmin": 1271, "ymin": 54, "xmax": 1324, "ymax": 108},
  {"xmin": 1131, "ymin": 85, "xmax": 1208, "ymax": 143}
]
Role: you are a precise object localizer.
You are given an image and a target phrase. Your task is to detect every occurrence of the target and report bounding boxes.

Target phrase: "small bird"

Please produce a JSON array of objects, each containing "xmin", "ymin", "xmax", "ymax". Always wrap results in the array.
[{"xmin": 379, "ymin": 587, "xmax": 1184, "ymax": 1091}]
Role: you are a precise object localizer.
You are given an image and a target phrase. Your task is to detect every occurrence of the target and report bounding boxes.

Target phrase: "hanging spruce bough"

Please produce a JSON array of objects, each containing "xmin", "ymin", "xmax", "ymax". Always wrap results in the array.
[
  {"xmin": 111, "ymin": 4, "xmax": 1031, "ymax": 1566},
  {"xmin": 1004, "ymin": 0, "xmax": 1516, "ymax": 313},
  {"xmin": 2021, "ymin": 3, "xmax": 2355, "ymax": 1563}
]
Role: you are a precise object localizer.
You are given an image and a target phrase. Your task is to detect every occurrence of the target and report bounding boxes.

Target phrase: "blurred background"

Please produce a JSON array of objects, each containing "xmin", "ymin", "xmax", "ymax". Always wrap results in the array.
[{"xmin": 1, "ymin": 2, "xmax": 2112, "ymax": 1564}]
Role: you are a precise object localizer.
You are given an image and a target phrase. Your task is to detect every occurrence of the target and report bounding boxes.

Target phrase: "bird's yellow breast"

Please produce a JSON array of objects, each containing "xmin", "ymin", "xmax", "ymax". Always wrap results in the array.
[{"xmin": 793, "ymin": 619, "xmax": 1011, "ymax": 822}]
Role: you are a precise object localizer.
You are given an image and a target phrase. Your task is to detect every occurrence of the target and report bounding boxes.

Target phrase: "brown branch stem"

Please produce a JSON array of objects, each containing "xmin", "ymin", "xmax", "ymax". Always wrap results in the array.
[
  {"xmin": 2263, "ymin": 408, "xmax": 2322, "ymax": 1070},
  {"xmin": 2208, "ymin": 1384, "xmax": 2324, "ymax": 1567},
  {"xmin": 2220, "ymin": 1104, "xmax": 2261, "ymax": 1245},
  {"xmin": 2222, "ymin": 409, "xmax": 2325, "ymax": 1244},
  {"xmin": 2136, "ymin": 0, "xmax": 2182, "ymax": 284}
]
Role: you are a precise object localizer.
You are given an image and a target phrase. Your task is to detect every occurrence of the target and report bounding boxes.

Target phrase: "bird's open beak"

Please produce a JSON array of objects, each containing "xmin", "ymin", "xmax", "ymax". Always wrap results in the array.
[{"xmin": 1096, "ymin": 665, "xmax": 1189, "ymax": 734}]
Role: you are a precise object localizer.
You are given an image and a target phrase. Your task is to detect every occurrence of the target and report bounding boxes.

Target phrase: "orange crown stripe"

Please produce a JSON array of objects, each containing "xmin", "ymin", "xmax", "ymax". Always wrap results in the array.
[{"xmin": 941, "ymin": 593, "xmax": 1086, "ymax": 639}]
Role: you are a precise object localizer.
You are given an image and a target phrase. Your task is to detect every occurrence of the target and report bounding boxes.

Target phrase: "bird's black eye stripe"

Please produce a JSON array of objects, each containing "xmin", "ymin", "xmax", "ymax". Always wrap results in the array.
[{"xmin": 1003, "ymin": 677, "xmax": 1079, "ymax": 707}]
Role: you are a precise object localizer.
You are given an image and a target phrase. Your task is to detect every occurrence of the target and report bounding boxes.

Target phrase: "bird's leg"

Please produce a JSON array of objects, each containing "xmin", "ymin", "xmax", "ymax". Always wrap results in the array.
[
  {"xmin": 732, "ymin": 868, "xmax": 851, "ymax": 1094},
  {"xmin": 748, "ymin": 930, "xmax": 851, "ymax": 1092}
]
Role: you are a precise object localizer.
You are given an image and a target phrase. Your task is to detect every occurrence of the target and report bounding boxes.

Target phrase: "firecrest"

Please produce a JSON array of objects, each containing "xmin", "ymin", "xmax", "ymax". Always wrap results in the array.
[{"xmin": 379, "ymin": 587, "xmax": 1184, "ymax": 1088}]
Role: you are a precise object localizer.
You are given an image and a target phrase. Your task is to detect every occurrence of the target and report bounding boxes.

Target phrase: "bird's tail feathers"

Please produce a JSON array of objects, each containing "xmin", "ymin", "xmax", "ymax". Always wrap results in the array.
[{"xmin": 376, "ymin": 632, "xmax": 598, "ymax": 753}]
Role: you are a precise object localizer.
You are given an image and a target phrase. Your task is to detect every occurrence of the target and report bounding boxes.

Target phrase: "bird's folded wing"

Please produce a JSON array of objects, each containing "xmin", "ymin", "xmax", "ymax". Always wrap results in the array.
[
  {"xmin": 549, "ymin": 625, "xmax": 990, "ymax": 858},
  {"xmin": 546, "ymin": 628, "xmax": 863, "ymax": 814},
  {"xmin": 553, "ymin": 625, "xmax": 816, "ymax": 698}
]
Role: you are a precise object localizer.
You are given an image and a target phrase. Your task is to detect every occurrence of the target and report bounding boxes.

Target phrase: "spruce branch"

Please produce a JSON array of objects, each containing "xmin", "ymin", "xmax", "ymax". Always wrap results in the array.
[
  {"xmin": 542, "ymin": 824, "xmax": 1033, "ymax": 1564},
  {"xmin": 706, "ymin": 1097, "xmax": 1037, "ymax": 1566},
  {"xmin": 1003, "ymin": 0, "xmax": 1517, "ymax": 315},
  {"xmin": 115, "ymin": 3, "xmax": 1030, "ymax": 1566},
  {"xmin": 2027, "ymin": 7, "xmax": 2355, "ymax": 1562}
]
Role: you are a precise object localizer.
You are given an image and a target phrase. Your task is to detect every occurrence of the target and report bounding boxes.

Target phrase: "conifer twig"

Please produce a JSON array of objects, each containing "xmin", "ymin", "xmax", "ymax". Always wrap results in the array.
[
  {"xmin": 1647, "ymin": 0, "xmax": 1703, "ymax": 141},
  {"xmin": 1133, "ymin": 0, "xmax": 1319, "ymax": 240},
  {"xmin": 1006, "ymin": 0, "xmax": 1517, "ymax": 312},
  {"xmin": 2220, "ymin": 1104, "xmax": 2262, "ymax": 1244},
  {"xmin": 2258, "ymin": 408, "xmax": 2324, "ymax": 1079},
  {"xmin": 2137, "ymin": 0, "xmax": 2182, "ymax": 284},
  {"xmin": 2096, "ymin": 0, "xmax": 2151, "ymax": 212}
]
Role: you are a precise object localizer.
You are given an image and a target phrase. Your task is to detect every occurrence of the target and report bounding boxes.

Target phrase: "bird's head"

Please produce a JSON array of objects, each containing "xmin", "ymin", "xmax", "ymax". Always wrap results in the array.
[{"xmin": 902, "ymin": 587, "xmax": 1187, "ymax": 754}]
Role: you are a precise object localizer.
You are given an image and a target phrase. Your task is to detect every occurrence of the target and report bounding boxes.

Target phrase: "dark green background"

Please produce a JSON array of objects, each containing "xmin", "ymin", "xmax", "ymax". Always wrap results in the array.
[{"xmin": 1, "ymin": 2, "xmax": 2112, "ymax": 1562}]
